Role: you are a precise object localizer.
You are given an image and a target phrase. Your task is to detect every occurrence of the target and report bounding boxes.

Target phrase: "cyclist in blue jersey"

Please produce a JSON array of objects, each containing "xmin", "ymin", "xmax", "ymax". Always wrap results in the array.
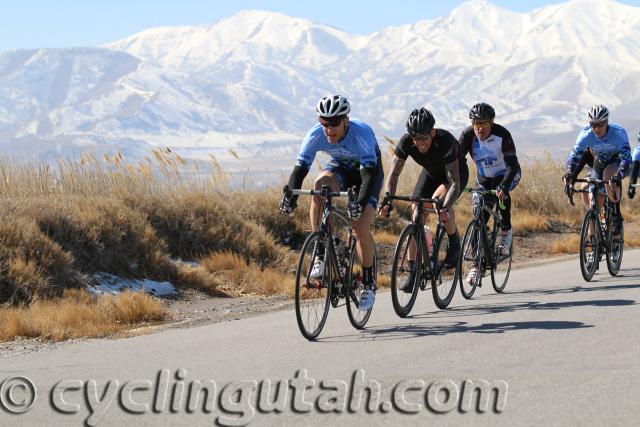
[
  {"xmin": 280, "ymin": 95, "xmax": 384, "ymax": 311},
  {"xmin": 458, "ymin": 103, "xmax": 521, "ymax": 287},
  {"xmin": 627, "ymin": 131, "xmax": 640, "ymax": 199},
  {"xmin": 563, "ymin": 105, "xmax": 631, "ymax": 236}
]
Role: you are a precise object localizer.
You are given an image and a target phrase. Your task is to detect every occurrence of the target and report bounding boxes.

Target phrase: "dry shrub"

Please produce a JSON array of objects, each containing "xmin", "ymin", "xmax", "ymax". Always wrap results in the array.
[
  {"xmin": 551, "ymin": 235, "xmax": 580, "ymax": 254},
  {"xmin": 199, "ymin": 251, "xmax": 295, "ymax": 296},
  {"xmin": 0, "ymin": 289, "xmax": 165, "ymax": 342}
]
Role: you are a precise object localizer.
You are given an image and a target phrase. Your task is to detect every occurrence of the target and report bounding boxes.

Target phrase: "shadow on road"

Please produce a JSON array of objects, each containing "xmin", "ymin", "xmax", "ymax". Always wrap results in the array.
[
  {"xmin": 407, "ymin": 298, "xmax": 636, "ymax": 322},
  {"xmin": 487, "ymin": 281, "xmax": 640, "ymax": 298},
  {"xmin": 319, "ymin": 319, "xmax": 592, "ymax": 342}
]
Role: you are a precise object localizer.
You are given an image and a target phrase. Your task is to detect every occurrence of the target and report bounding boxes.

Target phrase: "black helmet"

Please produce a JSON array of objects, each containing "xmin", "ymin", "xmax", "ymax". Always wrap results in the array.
[
  {"xmin": 469, "ymin": 103, "xmax": 496, "ymax": 121},
  {"xmin": 406, "ymin": 108, "xmax": 435, "ymax": 137},
  {"xmin": 587, "ymin": 104, "xmax": 609, "ymax": 124}
]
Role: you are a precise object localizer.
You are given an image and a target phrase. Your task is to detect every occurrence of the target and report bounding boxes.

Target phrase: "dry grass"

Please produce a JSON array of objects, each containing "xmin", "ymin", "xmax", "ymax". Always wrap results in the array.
[
  {"xmin": 0, "ymin": 289, "xmax": 165, "ymax": 342},
  {"xmin": 551, "ymin": 235, "xmax": 581, "ymax": 254},
  {"xmin": 199, "ymin": 251, "xmax": 296, "ymax": 297},
  {"xmin": 1, "ymin": 146, "xmax": 640, "ymax": 341}
]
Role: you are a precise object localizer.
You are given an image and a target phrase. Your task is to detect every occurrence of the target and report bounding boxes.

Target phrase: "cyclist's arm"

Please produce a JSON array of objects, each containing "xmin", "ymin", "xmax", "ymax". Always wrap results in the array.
[
  {"xmin": 443, "ymin": 159, "xmax": 461, "ymax": 209},
  {"xmin": 498, "ymin": 155, "xmax": 519, "ymax": 191},
  {"xmin": 357, "ymin": 166, "xmax": 378, "ymax": 208},
  {"xmin": 630, "ymin": 145, "xmax": 640, "ymax": 185},
  {"xmin": 572, "ymin": 149, "xmax": 593, "ymax": 178},
  {"xmin": 287, "ymin": 164, "xmax": 309, "ymax": 191},
  {"xmin": 384, "ymin": 155, "xmax": 405, "ymax": 197},
  {"xmin": 565, "ymin": 130, "xmax": 590, "ymax": 175},
  {"xmin": 617, "ymin": 138, "xmax": 632, "ymax": 178},
  {"xmin": 630, "ymin": 161, "xmax": 640, "ymax": 185}
]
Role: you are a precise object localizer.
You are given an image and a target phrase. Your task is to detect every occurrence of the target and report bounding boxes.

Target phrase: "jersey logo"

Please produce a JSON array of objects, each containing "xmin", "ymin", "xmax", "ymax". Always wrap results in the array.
[{"xmin": 474, "ymin": 141, "xmax": 498, "ymax": 166}]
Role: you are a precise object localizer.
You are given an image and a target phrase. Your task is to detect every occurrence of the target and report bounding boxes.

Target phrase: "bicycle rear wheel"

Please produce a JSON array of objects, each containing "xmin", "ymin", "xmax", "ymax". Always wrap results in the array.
[
  {"xmin": 579, "ymin": 211, "xmax": 599, "ymax": 282},
  {"xmin": 431, "ymin": 226, "xmax": 457, "ymax": 308},
  {"xmin": 390, "ymin": 224, "xmax": 420, "ymax": 317},
  {"xmin": 294, "ymin": 232, "xmax": 332, "ymax": 340},
  {"xmin": 606, "ymin": 222, "xmax": 623, "ymax": 276},
  {"xmin": 459, "ymin": 220, "xmax": 482, "ymax": 299},
  {"xmin": 491, "ymin": 229, "xmax": 512, "ymax": 293},
  {"xmin": 345, "ymin": 238, "xmax": 376, "ymax": 329}
]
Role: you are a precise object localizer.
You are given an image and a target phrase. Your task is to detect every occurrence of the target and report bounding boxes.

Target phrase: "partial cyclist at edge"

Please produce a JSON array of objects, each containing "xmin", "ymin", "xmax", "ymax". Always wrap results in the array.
[
  {"xmin": 627, "ymin": 131, "xmax": 640, "ymax": 200},
  {"xmin": 564, "ymin": 105, "xmax": 631, "ymax": 237},
  {"xmin": 280, "ymin": 95, "xmax": 384, "ymax": 311},
  {"xmin": 458, "ymin": 103, "xmax": 522, "ymax": 287},
  {"xmin": 379, "ymin": 107, "xmax": 469, "ymax": 288}
]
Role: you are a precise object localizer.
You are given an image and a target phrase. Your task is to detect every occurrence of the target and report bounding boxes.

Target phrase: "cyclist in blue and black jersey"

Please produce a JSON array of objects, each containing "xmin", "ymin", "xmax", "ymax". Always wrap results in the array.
[
  {"xmin": 280, "ymin": 95, "xmax": 384, "ymax": 311},
  {"xmin": 627, "ymin": 131, "xmax": 640, "ymax": 199},
  {"xmin": 458, "ymin": 103, "xmax": 521, "ymax": 287},
  {"xmin": 563, "ymin": 105, "xmax": 631, "ymax": 236}
]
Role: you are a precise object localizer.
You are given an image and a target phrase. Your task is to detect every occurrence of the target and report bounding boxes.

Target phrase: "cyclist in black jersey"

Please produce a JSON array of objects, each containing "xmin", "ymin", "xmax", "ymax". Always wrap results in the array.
[
  {"xmin": 458, "ymin": 103, "xmax": 521, "ymax": 287},
  {"xmin": 379, "ymin": 108, "xmax": 469, "ymax": 281}
]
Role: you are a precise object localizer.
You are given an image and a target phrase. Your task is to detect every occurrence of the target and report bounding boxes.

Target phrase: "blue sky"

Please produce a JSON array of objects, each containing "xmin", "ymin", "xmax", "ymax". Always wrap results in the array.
[{"xmin": 3, "ymin": 0, "xmax": 640, "ymax": 52}]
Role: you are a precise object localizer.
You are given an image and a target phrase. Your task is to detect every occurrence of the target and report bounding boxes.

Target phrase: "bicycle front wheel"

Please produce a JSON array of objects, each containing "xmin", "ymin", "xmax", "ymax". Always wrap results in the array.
[
  {"xmin": 390, "ymin": 224, "xmax": 421, "ymax": 317},
  {"xmin": 345, "ymin": 238, "xmax": 376, "ymax": 329},
  {"xmin": 579, "ymin": 211, "xmax": 599, "ymax": 282},
  {"xmin": 431, "ymin": 226, "xmax": 457, "ymax": 308},
  {"xmin": 294, "ymin": 232, "xmax": 332, "ymax": 340},
  {"xmin": 458, "ymin": 220, "xmax": 482, "ymax": 299},
  {"xmin": 491, "ymin": 230, "xmax": 512, "ymax": 293},
  {"xmin": 606, "ymin": 222, "xmax": 623, "ymax": 276}
]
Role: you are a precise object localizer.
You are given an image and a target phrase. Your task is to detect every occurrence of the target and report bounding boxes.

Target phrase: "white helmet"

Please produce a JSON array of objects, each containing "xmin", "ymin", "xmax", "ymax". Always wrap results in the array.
[
  {"xmin": 587, "ymin": 104, "xmax": 609, "ymax": 124},
  {"xmin": 316, "ymin": 95, "xmax": 350, "ymax": 118}
]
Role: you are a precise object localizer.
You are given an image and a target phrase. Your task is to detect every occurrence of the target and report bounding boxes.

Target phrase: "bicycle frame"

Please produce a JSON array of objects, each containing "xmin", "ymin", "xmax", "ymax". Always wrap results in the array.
[
  {"xmin": 465, "ymin": 188, "xmax": 506, "ymax": 270},
  {"xmin": 569, "ymin": 178, "xmax": 610, "ymax": 251},
  {"xmin": 291, "ymin": 186, "xmax": 352, "ymax": 290},
  {"xmin": 385, "ymin": 193, "xmax": 443, "ymax": 280}
]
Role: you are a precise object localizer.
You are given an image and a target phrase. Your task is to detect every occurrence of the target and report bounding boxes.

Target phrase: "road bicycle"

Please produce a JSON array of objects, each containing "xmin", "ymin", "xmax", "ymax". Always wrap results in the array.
[
  {"xmin": 566, "ymin": 178, "xmax": 623, "ymax": 281},
  {"xmin": 384, "ymin": 193, "xmax": 457, "ymax": 317},
  {"xmin": 457, "ymin": 188, "xmax": 512, "ymax": 298},
  {"xmin": 290, "ymin": 186, "xmax": 376, "ymax": 340}
]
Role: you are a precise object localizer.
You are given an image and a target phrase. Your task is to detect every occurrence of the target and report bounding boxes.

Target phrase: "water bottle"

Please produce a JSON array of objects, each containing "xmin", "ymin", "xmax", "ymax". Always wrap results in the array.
[{"xmin": 423, "ymin": 226, "xmax": 433, "ymax": 254}]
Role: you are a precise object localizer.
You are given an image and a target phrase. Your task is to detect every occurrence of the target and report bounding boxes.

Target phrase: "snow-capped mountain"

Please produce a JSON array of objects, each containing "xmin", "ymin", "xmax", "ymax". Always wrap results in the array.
[{"xmin": 1, "ymin": 0, "xmax": 640, "ymax": 182}]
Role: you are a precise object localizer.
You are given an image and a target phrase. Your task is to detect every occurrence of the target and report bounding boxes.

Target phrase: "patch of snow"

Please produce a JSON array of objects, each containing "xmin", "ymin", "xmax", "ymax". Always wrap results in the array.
[{"xmin": 87, "ymin": 272, "xmax": 177, "ymax": 296}]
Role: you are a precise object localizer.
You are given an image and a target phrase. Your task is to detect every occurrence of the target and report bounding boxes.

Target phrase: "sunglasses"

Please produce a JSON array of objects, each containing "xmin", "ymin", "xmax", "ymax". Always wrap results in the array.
[
  {"xmin": 411, "ymin": 133, "xmax": 431, "ymax": 141},
  {"xmin": 590, "ymin": 121, "xmax": 607, "ymax": 129},
  {"xmin": 472, "ymin": 120, "xmax": 491, "ymax": 127},
  {"xmin": 319, "ymin": 116, "xmax": 344, "ymax": 128}
]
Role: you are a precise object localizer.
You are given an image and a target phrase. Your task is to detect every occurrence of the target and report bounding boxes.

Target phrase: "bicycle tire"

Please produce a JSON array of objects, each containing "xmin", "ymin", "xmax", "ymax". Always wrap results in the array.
[
  {"xmin": 606, "ymin": 222, "xmax": 623, "ymax": 276},
  {"xmin": 491, "ymin": 226, "xmax": 512, "ymax": 293},
  {"xmin": 345, "ymin": 238, "xmax": 376, "ymax": 329},
  {"xmin": 459, "ymin": 220, "xmax": 482, "ymax": 299},
  {"xmin": 294, "ymin": 232, "xmax": 332, "ymax": 340},
  {"xmin": 431, "ymin": 225, "xmax": 457, "ymax": 308},
  {"xmin": 390, "ymin": 224, "xmax": 421, "ymax": 317},
  {"xmin": 579, "ymin": 210, "xmax": 599, "ymax": 282}
]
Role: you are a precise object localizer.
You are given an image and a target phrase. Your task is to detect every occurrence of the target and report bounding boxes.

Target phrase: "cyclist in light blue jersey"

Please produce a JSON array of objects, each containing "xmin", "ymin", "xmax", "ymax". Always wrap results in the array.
[
  {"xmin": 563, "ymin": 105, "xmax": 631, "ymax": 235},
  {"xmin": 627, "ymin": 131, "xmax": 640, "ymax": 199},
  {"xmin": 280, "ymin": 95, "xmax": 384, "ymax": 311}
]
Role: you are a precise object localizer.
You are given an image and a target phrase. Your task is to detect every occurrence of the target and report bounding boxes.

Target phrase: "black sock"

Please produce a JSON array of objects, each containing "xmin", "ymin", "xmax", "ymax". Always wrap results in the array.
[{"xmin": 363, "ymin": 266, "xmax": 373, "ymax": 285}]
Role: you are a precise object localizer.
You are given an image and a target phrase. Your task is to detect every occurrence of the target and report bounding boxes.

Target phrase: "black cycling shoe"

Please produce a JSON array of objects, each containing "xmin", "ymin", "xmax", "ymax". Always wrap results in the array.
[
  {"xmin": 611, "ymin": 214, "xmax": 623, "ymax": 237},
  {"xmin": 400, "ymin": 269, "xmax": 416, "ymax": 293}
]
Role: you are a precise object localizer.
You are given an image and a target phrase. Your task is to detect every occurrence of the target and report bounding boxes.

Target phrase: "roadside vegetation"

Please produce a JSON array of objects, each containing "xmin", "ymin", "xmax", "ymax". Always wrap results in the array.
[{"xmin": 0, "ymin": 144, "xmax": 637, "ymax": 341}]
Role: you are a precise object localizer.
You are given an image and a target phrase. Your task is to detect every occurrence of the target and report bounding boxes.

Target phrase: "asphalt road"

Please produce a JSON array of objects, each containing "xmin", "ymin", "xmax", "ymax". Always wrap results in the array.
[{"xmin": 2, "ymin": 250, "xmax": 640, "ymax": 426}]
